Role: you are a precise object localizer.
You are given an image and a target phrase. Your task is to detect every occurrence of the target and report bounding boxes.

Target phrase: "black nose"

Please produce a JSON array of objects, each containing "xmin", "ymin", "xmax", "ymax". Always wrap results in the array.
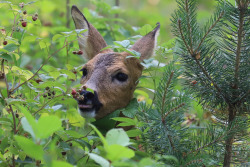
[{"xmin": 80, "ymin": 90, "xmax": 95, "ymax": 100}]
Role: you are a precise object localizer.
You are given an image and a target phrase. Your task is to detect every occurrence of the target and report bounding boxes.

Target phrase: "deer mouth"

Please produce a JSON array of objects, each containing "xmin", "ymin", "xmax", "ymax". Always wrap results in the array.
[{"xmin": 76, "ymin": 91, "xmax": 102, "ymax": 117}]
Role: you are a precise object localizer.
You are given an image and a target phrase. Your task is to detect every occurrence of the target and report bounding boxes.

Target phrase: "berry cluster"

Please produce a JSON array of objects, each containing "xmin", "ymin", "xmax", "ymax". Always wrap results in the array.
[
  {"xmin": 71, "ymin": 88, "xmax": 84, "ymax": 101},
  {"xmin": 72, "ymin": 50, "xmax": 83, "ymax": 55},
  {"xmin": 43, "ymin": 87, "xmax": 56, "ymax": 99}
]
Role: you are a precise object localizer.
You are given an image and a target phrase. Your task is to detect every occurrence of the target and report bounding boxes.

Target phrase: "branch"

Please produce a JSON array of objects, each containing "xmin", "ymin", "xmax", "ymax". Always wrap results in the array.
[
  {"xmin": 33, "ymin": 94, "xmax": 65, "ymax": 115},
  {"xmin": 194, "ymin": 11, "xmax": 224, "ymax": 54},
  {"xmin": 10, "ymin": 39, "xmax": 77, "ymax": 93},
  {"xmin": 178, "ymin": 19, "xmax": 192, "ymax": 55},
  {"xmin": 234, "ymin": 3, "xmax": 245, "ymax": 89},
  {"xmin": 185, "ymin": 0, "xmax": 194, "ymax": 54},
  {"xmin": 163, "ymin": 103, "xmax": 185, "ymax": 120},
  {"xmin": 161, "ymin": 71, "xmax": 174, "ymax": 118}
]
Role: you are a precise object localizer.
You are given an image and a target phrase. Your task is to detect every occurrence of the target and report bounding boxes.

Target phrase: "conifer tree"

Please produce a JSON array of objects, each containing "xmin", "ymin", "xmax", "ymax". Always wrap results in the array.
[{"xmin": 171, "ymin": 0, "xmax": 249, "ymax": 166}]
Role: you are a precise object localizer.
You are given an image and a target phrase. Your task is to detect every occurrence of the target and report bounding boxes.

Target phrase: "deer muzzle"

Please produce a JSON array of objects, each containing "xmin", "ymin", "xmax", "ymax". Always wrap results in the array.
[{"xmin": 77, "ymin": 90, "xmax": 102, "ymax": 118}]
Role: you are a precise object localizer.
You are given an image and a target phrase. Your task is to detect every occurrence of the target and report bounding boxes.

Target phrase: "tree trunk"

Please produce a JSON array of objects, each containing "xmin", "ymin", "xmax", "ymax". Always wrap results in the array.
[{"xmin": 223, "ymin": 105, "xmax": 236, "ymax": 167}]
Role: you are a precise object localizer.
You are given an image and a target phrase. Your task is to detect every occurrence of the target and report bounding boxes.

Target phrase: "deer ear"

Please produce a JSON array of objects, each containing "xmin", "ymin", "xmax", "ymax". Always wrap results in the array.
[
  {"xmin": 131, "ymin": 23, "xmax": 160, "ymax": 61},
  {"xmin": 71, "ymin": 5, "xmax": 111, "ymax": 60}
]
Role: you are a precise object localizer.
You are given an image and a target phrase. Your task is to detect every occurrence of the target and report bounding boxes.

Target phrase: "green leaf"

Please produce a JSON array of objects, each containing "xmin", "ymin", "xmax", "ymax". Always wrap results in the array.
[
  {"xmin": 51, "ymin": 160, "xmax": 74, "ymax": 167},
  {"xmin": 14, "ymin": 135, "xmax": 44, "ymax": 160},
  {"xmin": 114, "ymin": 40, "xmax": 130, "ymax": 48},
  {"xmin": 3, "ymin": 43, "xmax": 19, "ymax": 52},
  {"xmin": 106, "ymin": 129, "xmax": 130, "ymax": 146},
  {"xmin": 106, "ymin": 144, "xmax": 134, "ymax": 161},
  {"xmin": 89, "ymin": 124, "xmax": 108, "ymax": 148},
  {"xmin": 0, "ymin": 53, "xmax": 12, "ymax": 61},
  {"xmin": 121, "ymin": 98, "xmax": 139, "ymax": 118},
  {"xmin": 139, "ymin": 24, "xmax": 153, "ymax": 36},
  {"xmin": 88, "ymin": 153, "xmax": 110, "ymax": 167},
  {"xmin": 52, "ymin": 34, "xmax": 63, "ymax": 42},
  {"xmin": 36, "ymin": 116, "xmax": 62, "ymax": 138},
  {"xmin": 126, "ymin": 129, "xmax": 142, "ymax": 137}
]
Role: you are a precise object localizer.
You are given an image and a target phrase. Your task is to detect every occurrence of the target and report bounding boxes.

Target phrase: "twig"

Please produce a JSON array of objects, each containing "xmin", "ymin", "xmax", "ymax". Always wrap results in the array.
[
  {"xmin": 161, "ymin": 71, "xmax": 174, "ymax": 118},
  {"xmin": 163, "ymin": 103, "xmax": 185, "ymax": 120},
  {"xmin": 33, "ymin": 94, "xmax": 65, "ymax": 115},
  {"xmin": 178, "ymin": 19, "xmax": 192, "ymax": 55},
  {"xmin": 194, "ymin": 11, "xmax": 224, "ymax": 54},
  {"xmin": 185, "ymin": 0, "xmax": 193, "ymax": 54},
  {"xmin": 10, "ymin": 13, "xmax": 18, "ymax": 37},
  {"xmin": 65, "ymin": 130, "xmax": 93, "ymax": 142},
  {"xmin": 10, "ymin": 39, "xmax": 77, "ymax": 93},
  {"xmin": 234, "ymin": 3, "xmax": 245, "ymax": 89}
]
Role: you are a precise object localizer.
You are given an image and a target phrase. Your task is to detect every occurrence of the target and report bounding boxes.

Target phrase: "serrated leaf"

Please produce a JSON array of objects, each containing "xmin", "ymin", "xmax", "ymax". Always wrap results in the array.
[
  {"xmin": 106, "ymin": 128, "xmax": 130, "ymax": 146},
  {"xmin": 3, "ymin": 43, "xmax": 19, "ymax": 52},
  {"xmin": 52, "ymin": 34, "xmax": 63, "ymax": 42},
  {"xmin": 114, "ymin": 40, "xmax": 130, "ymax": 48},
  {"xmin": 126, "ymin": 129, "xmax": 142, "ymax": 137},
  {"xmin": 139, "ymin": 24, "xmax": 153, "ymax": 36},
  {"xmin": 106, "ymin": 144, "xmax": 134, "ymax": 161},
  {"xmin": 15, "ymin": 135, "xmax": 44, "ymax": 160},
  {"xmin": 88, "ymin": 153, "xmax": 110, "ymax": 167},
  {"xmin": 36, "ymin": 116, "xmax": 62, "ymax": 138},
  {"xmin": 0, "ymin": 53, "xmax": 12, "ymax": 61},
  {"xmin": 51, "ymin": 160, "xmax": 74, "ymax": 167}
]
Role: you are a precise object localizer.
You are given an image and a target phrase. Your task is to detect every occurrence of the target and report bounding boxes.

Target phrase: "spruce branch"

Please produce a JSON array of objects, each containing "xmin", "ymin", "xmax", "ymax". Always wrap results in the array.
[
  {"xmin": 194, "ymin": 11, "xmax": 224, "ymax": 54},
  {"xmin": 178, "ymin": 19, "xmax": 193, "ymax": 55},
  {"xmin": 161, "ymin": 71, "xmax": 174, "ymax": 118},
  {"xmin": 234, "ymin": 2, "xmax": 246, "ymax": 89},
  {"xmin": 163, "ymin": 103, "xmax": 185, "ymax": 120},
  {"xmin": 185, "ymin": 0, "xmax": 194, "ymax": 53}
]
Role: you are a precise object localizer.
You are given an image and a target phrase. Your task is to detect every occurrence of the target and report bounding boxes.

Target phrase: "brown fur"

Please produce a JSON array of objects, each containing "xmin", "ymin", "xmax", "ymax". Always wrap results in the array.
[{"xmin": 71, "ymin": 5, "xmax": 160, "ymax": 119}]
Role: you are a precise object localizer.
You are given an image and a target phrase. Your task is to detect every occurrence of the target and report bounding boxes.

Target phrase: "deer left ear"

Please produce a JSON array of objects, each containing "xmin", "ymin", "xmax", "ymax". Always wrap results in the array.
[{"xmin": 131, "ymin": 23, "xmax": 160, "ymax": 61}]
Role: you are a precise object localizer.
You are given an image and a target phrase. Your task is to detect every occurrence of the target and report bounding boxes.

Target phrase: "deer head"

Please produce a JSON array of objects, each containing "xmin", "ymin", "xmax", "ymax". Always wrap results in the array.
[{"xmin": 71, "ymin": 5, "xmax": 160, "ymax": 119}]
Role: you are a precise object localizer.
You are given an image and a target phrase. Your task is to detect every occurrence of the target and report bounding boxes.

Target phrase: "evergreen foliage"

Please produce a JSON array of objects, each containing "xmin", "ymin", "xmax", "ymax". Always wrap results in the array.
[{"xmin": 171, "ymin": 0, "xmax": 249, "ymax": 166}]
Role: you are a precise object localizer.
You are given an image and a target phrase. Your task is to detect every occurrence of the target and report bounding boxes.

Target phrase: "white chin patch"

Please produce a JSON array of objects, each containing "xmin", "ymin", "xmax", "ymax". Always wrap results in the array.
[{"xmin": 78, "ymin": 109, "xmax": 96, "ymax": 118}]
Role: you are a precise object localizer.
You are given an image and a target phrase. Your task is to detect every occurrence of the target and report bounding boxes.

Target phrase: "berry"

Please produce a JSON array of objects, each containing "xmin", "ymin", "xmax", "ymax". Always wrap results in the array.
[
  {"xmin": 45, "ymin": 87, "xmax": 50, "ymax": 90},
  {"xmin": 69, "ymin": 143, "xmax": 72, "ymax": 147},
  {"xmin": 3, "ymin": 41, "xmax": 7, "ymax": 45},
  {"xmin": 32, "ymin": 16, "xmax": 37, "ymax": 21},
  {"xmin": 61, "ymin": 151, "xmax": 66, "ymax": 156},
  {"xmin": 16, "ymin": 113, "xmax": 19, "ymax": 118},
  {"xmin": 48, "ymin": 93, "xmax": 51, "ymax": 96},
  {"xmin": 35, "ymin": 79, "xmax": 43, "ymax": 83},
  {"xmin": 71, "ymin": 89, "xmax": 77, "ymax": 95},
  {"xmin": 191, "ymin": 80, "xmax": 197, "ymax": 85},
  {"xmin": 23, "ymin": 10, "xmax": 27, "ymax": 15},
  {"xmin": 77, "ymin": 50, "xmax": 83, "ymax": 55},
  {"xmin": 21, "ymin": 21, "xmax": 27, "ymax": 27},
  {"xmin": 52, "ymin": 91, "xmax": 55, "ymax": 95},
  {"xmin": 72, "ymin": 51, "xmax": 77, "ymax": 54},
  {"xmin": 43, "ymin": 94, "xmax": 47, "ymax": 98}
]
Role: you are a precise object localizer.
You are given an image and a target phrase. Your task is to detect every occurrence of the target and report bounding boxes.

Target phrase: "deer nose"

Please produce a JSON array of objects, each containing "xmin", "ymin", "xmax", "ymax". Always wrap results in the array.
[{"xmin": 80, "ymin": 90, "xmax": 95, "ymax": 100}]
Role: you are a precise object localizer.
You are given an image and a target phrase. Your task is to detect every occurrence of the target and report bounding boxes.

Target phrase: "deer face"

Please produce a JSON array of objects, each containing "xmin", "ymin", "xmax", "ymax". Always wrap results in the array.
[{"xmin": 71, "ymin": 5, "xmax": 160, "ymax": 119}]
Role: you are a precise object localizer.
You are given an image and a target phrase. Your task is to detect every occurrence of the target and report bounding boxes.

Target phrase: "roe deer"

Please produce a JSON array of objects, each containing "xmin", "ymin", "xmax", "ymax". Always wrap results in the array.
[{"xmin": 71, "ymin": 5, "xmax": 160, "ymax": 119}]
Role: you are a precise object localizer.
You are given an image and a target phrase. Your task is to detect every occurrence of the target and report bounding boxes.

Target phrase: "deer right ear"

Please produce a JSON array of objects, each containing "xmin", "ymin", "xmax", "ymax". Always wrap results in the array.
[{"xmin": 71, "ymin": 5, "xmax": 111, "ymax": 60}]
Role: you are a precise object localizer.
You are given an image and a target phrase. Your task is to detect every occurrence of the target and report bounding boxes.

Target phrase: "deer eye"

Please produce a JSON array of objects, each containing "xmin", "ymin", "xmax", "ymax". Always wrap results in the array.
[
  {"xmin": 114, "ymin": 72, "xmax": 128, "ymax": 82},
  {"xmin": 80, "ymin": 68, "xmax": 87, "ymax": 77}
]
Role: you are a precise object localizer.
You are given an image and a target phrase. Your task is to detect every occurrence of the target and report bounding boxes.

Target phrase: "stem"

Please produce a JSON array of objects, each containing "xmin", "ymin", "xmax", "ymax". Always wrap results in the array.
[
  {"xmin": 10, "ymin": 13, "xmax": 17, "ymax": 37},
  {"xmin": 223, "ymin": 105, "xmax": 236, "ymax": 167},
  {"xmin": 1, "ymin": 60, "xmax": 9, "ymax": 97},
  {"xmin": 10, "ymin": 39, "xmax": 77, "ymax": 93},
  {"xmin": 161, "ymin": 71, "xmax": 174, "ymax": 118},
  {"xmin": 234, "ymin": 3, "xmax": 245, "ymax": 90},
  {"xmin": 185, "ymin": 0, "xmax": 193, "ymax": 54},
  {"xmin": 178, "ymin": 19, "xmax": 192, "ymax": 55},
  {"xmin": 33, "ymin": 94, "xmax": 65, "ymax": 115},
  {"xmin": 66, "ymin": 0, "xmax": 70, "ymax": 28}
]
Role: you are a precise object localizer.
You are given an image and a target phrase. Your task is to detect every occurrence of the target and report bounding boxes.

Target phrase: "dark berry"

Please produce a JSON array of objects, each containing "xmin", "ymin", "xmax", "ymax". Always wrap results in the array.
[
  {"xmin": 52, "ymin": 91, "xmax": 55, "ymax": 95},
  {"xmin": 35, "ymin": 79, "xmax": 43, "ymax": 83},
  {"xmin": 48, "ymin": 93, "xmax": 51, "ymax": 96},
  {"xmin": 32, "ymin": 16, "xmax": 37, "ymax": 21},
  {"xmin": 3, "ymin": 41, "xmax": 7, "ymax": 45},
  {"xmin": 16, "ymin": 113, "xmax": 19, "ymax": 118},
  {"xmin": 43, "ymin": 94, "xmax": 47, "ymax": 98},
  {"xmin": 61, "ymin": 151, "xmax": 66, "ymax": 156},
  {"xmin": 72, "ymin": 51, "xmax": 77, "ymax": 54},
  {"xmin": 45, "ymin": 87, "xmax": 50, "ymax": 90},
  {"xmin": 71, "ymin": 89, "xmax": 77, "ymax": 95},
  {"xmin": 77, "ymin": 50, "xmax": 83, "ymax": 55},
  {"xmin": 21, "ymin": 22, "xmax": 27, "ymax": 27},
  {"xmin": 69, "ymin": 143, "xmax": 72, "ymax": 147},
  {"xmin": 23, "ymin": 10, "xmax": 27, "ymax": 15}
]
